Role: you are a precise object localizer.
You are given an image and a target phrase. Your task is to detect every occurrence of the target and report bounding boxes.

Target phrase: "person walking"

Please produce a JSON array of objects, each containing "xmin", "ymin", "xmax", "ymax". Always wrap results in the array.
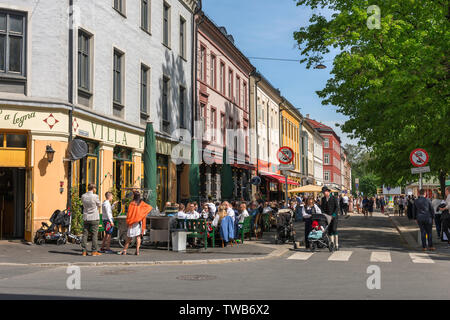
[
  {"xmin": 118, "ymin": 191, "xmax": 152, "ymax": 255},
  {"xmin": 399, "ymin": 196, "xmax": 405, "ymax": 216},
  {"xmin": 413, "ymin": 189, "xmax": 436, "ymax": 251},
  {"xmin": 320, "ymin": 186, "xmax": 339, "ymax": 250},
  {"xmin": 342, "ymin": 194, "xmax": 349, "ymax": 215},
  {"xmin": 100, "ymin": 191, "xmax": 118, "ymax": 254},
  {"xmin": 368, "ymin": 197, "xmax": 375, "ymax": 217},
  {"xmin": 431, "ymin": 191, "xmax": 443, "ymax": 240},
  {"xmin": 302, "ymin": 197, "xmax": 322, "ymax": 249},
  {"xmin": 438, "ymin": 187, "xmax": 450, "ymax": 247},
  {"xmin": 380, "ymin": 196, "xmax": 386, "ymax": 215},
  {"xmin": 80, "ymin": 184, "xmax": 102, "ymax": 256}
]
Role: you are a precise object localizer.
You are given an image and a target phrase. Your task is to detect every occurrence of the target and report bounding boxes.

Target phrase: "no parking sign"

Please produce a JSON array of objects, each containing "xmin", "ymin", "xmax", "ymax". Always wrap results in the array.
[{"xmin": 410, "ymin": 148, "xmax": 429, "ymax": 167}]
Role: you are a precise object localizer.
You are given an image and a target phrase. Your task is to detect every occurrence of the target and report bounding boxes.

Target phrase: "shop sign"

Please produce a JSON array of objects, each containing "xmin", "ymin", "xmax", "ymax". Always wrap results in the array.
[{"xmin": 0, "ymin": 106, "xmax": 67, "ymax": 133}]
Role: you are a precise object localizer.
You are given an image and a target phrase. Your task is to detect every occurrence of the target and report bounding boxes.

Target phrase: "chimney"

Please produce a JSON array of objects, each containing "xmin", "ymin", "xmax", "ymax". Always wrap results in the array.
[{"xmin": 306, "ymin": 114, "xmax": 310, "ymax": 119}]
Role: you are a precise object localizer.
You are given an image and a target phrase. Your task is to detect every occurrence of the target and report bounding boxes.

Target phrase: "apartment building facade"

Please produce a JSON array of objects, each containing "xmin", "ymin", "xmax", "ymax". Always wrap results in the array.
[{"xmin": 0, "ymin": 0, "xmax": 198, "ymax": 241}]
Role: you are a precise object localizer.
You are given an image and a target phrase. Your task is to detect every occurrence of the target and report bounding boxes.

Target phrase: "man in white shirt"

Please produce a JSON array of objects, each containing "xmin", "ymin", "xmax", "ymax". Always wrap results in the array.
[{"xmin": 342, "ymin": 195, "xmax": 349, "ymax": 215}]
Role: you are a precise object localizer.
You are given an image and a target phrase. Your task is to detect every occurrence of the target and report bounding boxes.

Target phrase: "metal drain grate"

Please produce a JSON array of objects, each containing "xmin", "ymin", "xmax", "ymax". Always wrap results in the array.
[{"xmin": 176, "ymin": 275, "xmax": 217, "ymax": 281}]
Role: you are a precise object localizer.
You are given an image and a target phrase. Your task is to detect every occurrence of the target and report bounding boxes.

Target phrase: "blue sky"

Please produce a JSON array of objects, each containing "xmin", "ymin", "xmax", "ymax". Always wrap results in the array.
[{"xmin": 202, "ymin": 0, "xmax": 356, "ymax": 146}]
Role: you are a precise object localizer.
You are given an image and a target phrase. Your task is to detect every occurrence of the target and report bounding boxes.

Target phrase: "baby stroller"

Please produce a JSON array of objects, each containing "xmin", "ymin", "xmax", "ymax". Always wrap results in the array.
[
  {"xmin": 274, "ymin": 208, "xmax": 295, "ymax": 245},
  {"xmin": 34, "ymin": 209, "xmax": 72, "ymax": 245},
  {"xmin": 308, "ymin": 213, "xmax": 335, "ymax": 252}
]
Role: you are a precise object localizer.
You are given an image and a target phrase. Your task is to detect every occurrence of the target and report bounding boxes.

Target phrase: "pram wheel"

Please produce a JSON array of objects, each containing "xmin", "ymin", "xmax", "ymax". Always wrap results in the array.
[
  {"xmin": 57, "ymin": 238, "xmax": 66, "ymax": 246},
  {"xmin": 310, "ymin": 243, "xmax": 316, "ymax": 252},
  {"xmin": 36, "ymin": 239, "xmax": 45, "ymax": 245}
]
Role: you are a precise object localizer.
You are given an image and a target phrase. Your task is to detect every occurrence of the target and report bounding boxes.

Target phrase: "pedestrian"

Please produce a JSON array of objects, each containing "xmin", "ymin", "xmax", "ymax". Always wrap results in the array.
[
  {"xmin": 339, "ymin": 195, "xmax": 344, "ymax": 215},
  {"xmin": 342, "ymin": 194, "xmax": 349, "ymax": 215},
  {"xmin": 80, "ymin": 184, "xmax": 102, "ymax": 257},
  {"xmin": 438, "ymin": 186, "xmax": 450, "ymax": 247},
  {"xmin": 380, "ymin": 196, "xmax": 386, "ymax": 215},
  {"xmin": 431, "ymin": 191, "xmax": 443, "ymax": 239},
  {"xmin": 407, "ymin": 195, "xmax": 415, "ymax": 220},
  {"xmin": 413, "ymin": 189, "xmax": 435, "ymax": 251},
  {"xmin": 362, "ymin": 196, "xmax": 369, "ymax": 217},
  {"xmin": 368, "ymin": 197, "xmax": 375, "ymax": 217},
  {"xmin": 301, "ymin": 197, "xmax": 322, "ymax": 249},
  {"xmin": 118, "ymin": 191, "xmax": 152, "ymax": 255},
  {"xmin": 398, "ymin": 196, "xmax": 405, "ymax": 216},
  {"xmin": 320, "ymin": 186, "xmax": 339, "ymax": 250},
  {"xmin": 100, "ymin": 191, "xmax": 118, "ymax": 254}
]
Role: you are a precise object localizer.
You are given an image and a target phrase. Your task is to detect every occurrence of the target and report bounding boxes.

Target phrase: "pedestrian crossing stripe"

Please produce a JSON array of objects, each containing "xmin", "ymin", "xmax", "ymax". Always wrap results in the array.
[
  {"xmin": 370, "ymin": 251, "xmax": 391, "ymax": 263},
  {"xmin": 328, "ymin": 251, "xmax": 352, "ymax": 261},
  {"xmin": 287, "ymin": 252, "xmax": 314, "ymax": 260},
  {"xmin": 286, "ymin": 251, "xmax": 438, "ymax": 264},
  {"xmin": 409, "ymin": 253, "xmax": 435, "ymax": 264}
]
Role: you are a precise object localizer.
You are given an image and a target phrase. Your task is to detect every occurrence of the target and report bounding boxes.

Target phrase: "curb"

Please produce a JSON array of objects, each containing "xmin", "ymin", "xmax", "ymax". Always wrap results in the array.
[
  {"xmin": 0, "ymin": 246, "xmax": 290, "ymax": 268},
  {"xmin": 388, "ymin": 214, "xmax": 450, "ymax": 257},
  {"xmin": 387, "ymin": 214, "xmax": 417, "ymax": 251}
]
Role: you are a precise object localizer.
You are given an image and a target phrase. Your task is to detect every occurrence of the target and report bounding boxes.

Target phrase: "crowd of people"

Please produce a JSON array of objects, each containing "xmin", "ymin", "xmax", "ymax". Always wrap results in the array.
[{"xmin": 78, "ymin": 181, "xmax": 450, "ymax": 256}]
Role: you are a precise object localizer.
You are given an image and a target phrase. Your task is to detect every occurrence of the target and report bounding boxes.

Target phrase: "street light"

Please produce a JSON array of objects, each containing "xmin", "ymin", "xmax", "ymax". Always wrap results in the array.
[
  {"xmin": 314, "ymin": 63, "xmax": 327, "ymax": 69},
  {"xmin": 46, "ymin": 145, "xmax": 55, "ymax": 163}
]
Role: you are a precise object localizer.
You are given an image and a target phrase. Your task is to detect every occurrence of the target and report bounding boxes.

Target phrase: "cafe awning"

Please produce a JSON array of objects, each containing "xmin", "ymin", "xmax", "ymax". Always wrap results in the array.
[{"xmin": 259, "ymin": 172, "xmax": 300, "ymax": 186}]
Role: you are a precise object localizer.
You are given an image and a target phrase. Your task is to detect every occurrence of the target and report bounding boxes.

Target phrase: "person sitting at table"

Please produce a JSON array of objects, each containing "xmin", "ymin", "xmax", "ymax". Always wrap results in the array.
[
  {"xmin": 212, "ymin": 205, "xmax": 227, "ymax": 228},
  {"xmin": 185, "ymin": 203, "xmax": 200, "ymax": 219},
  {"xmin": 177, "ymin": 203, "xmax": 187, "ymax": 219}
]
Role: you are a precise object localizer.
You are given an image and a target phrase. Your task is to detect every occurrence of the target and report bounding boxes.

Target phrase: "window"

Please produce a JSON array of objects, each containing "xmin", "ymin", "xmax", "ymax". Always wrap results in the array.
[
  {"xmin": 141, "ymin": 0, "xmax": 150, "ymax": 32},
  {"xmin": 113, "ymin": 0, "xmax": 126, "ymax": 15},
  {"xmin": 140, "ymin": 64, "xmax": 150, "ymax": 114},
  {"xmin": 163, "ymin": 3, "xmax": 170, "ymax": 47},
  {"xmin": 179, "ymin": 17, "xmax": 186, "ymax": 59},
  {"xmin": 220, "ymin": 62, "xmax": 225, "ymax": 94},
  {"xmin": 199, "ymin": 45, "xmax": 206, "ymax": 81},
  {"xmin": 243, "ymin": 81, "xmax": 247, "ymax": 109},
  {"xmin": 228, "ymin": 69, "xmax": 233, "ymax": 99},
  {"xmin": 78, "ymin": 30, "xmax": 91, "ymax": 96},
  {"xmin": 210, "ymin": 108, "xmax": 216, "ymax": 141},
  {"xmin": 221, "ymin": 113, "xmax": 226, "ymax": 145},
  {"xmin": 113, "ymin": 49, "xmax": 124, "ymax": 116},
  {"xmin": 324, "ymin": 171, "xmax": 330, "ymax": 182},
  {"xmin": 236, "ymin": 76, "xmax": 240, "ymax": 105},
  {"xmin": 179, "ymin": 86, "xmax": 185, "ymax": 128},
  {"xmin": 162, "ymin": 76, "xmax": 170, "ymax": 132},
  {"xmin": 324, "ymin": 153, "xmax": 330, "ymax": 165},
  {"xmin": 0, "ymin": 11, "xmax": 26, "ymax": 77},
  {"xmin": 210, "ymin": 54, "xmax": 216, "ymax": 88},
  {"xmin": 324, "ymin": 138, "xmax": 329, "ymax": 148},
  {"xmin": 200, "ymin": 103, "xmax": 206, "ymax": 129}
]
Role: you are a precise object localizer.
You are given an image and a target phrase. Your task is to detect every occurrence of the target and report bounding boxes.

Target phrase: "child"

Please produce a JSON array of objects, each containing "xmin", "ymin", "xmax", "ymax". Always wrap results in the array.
[
  {"xmin": 308, "ymin": 220, "xmax": 324, "ymax": 241},
  {"xmin": 100, "ymin": 191, "xmax": 118, "ymax": 253}
]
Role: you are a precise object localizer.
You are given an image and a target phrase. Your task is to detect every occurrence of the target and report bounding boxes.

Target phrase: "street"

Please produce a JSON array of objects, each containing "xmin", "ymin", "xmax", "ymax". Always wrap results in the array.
[{"xmin": 1, "ymin": 212, "xmax": 449, "ymax": 300}]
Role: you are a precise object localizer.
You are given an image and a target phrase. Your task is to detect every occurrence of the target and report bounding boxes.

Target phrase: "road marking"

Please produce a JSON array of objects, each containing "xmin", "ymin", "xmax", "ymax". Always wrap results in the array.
[
  {"xmin": 409, "ymin": 253, "xmax": 434, "ymax": 264},
  {"xmin": 328, "ymin": 251, "xmax": 353, "ymax": 261},
  {"xmin": 370, "ymin": 251, "xmax": 392, "ymax": 262},
  {"xmin": 287, "ymin": 252, "xmax": 314, "ymax": 260}
]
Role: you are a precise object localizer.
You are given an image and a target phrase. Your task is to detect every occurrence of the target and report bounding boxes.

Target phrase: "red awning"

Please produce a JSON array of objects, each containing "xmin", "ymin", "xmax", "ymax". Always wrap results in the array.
[{"xmin": 260, "ymin": 172, "xmax": 300, "ymax": 186}]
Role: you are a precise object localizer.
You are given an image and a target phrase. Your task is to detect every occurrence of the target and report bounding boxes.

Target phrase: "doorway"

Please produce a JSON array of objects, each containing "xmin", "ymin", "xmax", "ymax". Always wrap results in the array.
[{"xmin": 0, "ymin": 168, "xmax": 25, "ymax": 239}]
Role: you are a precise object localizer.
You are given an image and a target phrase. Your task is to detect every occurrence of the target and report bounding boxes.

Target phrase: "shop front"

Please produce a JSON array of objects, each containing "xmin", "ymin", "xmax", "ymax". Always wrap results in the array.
[{"xmin": 0, "ymin": 105, "xmax": 69, "ymax": 242}]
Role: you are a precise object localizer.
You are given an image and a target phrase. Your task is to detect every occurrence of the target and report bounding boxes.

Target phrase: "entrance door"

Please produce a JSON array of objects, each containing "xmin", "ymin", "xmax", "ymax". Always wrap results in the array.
[{"xmin": 0, "ymin": 168, "xmax": 25, "ymax": 239}]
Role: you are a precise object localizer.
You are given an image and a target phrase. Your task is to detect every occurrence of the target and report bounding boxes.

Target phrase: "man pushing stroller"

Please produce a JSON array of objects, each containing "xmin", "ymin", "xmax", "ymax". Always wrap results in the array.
[{"xmin": 320, "ymin": 186, "xmax": 340, "ymax": 251}]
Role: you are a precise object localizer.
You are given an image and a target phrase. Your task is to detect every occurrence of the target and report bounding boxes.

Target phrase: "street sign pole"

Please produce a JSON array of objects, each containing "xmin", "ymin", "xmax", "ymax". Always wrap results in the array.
[
  {"xmin": 419, "ymin": 172, "xmax": 422, "ymax": 190},
  {"xmin": 285, "ymin": 175, "xmax": 289, "ymax": 204}
]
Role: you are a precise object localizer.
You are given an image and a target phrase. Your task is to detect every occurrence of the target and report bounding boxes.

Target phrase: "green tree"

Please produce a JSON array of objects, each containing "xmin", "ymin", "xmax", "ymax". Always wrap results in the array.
[{"xmin": 294, "ymin": 0, "xmax": 450, "ymax": 197}]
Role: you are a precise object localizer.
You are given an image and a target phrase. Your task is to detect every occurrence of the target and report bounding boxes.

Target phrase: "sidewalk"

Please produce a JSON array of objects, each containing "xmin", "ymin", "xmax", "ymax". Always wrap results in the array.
[
  {"xmin": 0, "ymin": 231, "xmax": 290, "ymax": 267},
  {"xmin": 388, "ymin": 213, "xmax": 450, "ymax": 254}
]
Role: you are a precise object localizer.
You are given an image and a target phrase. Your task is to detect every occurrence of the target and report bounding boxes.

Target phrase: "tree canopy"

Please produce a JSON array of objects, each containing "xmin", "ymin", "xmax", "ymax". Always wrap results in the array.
[{"xmin": 294, "ymin": 0, "xmax": 449, "ymax": 196}]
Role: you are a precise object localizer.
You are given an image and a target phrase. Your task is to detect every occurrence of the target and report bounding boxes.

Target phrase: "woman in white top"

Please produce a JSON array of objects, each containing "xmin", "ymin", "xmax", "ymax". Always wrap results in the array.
[
  {"xmin": 177, "ymin": 203, "xmax": 187, "ymax": 219},
  {"xmin": 431, "ymin": 191, "xmax": 443, "ymax": 239}
]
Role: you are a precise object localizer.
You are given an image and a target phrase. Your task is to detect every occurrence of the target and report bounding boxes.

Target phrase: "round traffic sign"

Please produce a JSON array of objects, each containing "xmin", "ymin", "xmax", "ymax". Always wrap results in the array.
[
  {"xmin": 410, "ymin": 148, "xmax": 429, "ymax": 167},
  {"xmin": 277, "ymin": 146, "xmax": 294, "ymax": 164}
]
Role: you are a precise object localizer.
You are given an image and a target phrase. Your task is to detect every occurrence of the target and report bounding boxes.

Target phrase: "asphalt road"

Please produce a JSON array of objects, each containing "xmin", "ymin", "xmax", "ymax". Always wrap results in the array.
[{"xmin": 1, "ymin": 212, "xmax": 449, "ymax": 300}]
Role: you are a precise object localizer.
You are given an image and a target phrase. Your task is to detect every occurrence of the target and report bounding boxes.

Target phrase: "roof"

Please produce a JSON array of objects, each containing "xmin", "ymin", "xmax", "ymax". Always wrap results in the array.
[{"xmin": 306, "ymin": 119, "xmax": 341, "ymax": 143}]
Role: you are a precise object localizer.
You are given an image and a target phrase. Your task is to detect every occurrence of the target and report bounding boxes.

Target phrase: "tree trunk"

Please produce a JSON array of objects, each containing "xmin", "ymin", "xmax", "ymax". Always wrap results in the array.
[{"xmin": 439, "ymin": 169, "xmax": 447, "ymax": 199}]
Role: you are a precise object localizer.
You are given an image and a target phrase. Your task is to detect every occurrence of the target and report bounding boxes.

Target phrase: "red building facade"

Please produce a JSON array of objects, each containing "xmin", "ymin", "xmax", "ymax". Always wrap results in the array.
[{"xmin": 307, "ymin": 119, "xmax": 342, "ymax": 191}]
